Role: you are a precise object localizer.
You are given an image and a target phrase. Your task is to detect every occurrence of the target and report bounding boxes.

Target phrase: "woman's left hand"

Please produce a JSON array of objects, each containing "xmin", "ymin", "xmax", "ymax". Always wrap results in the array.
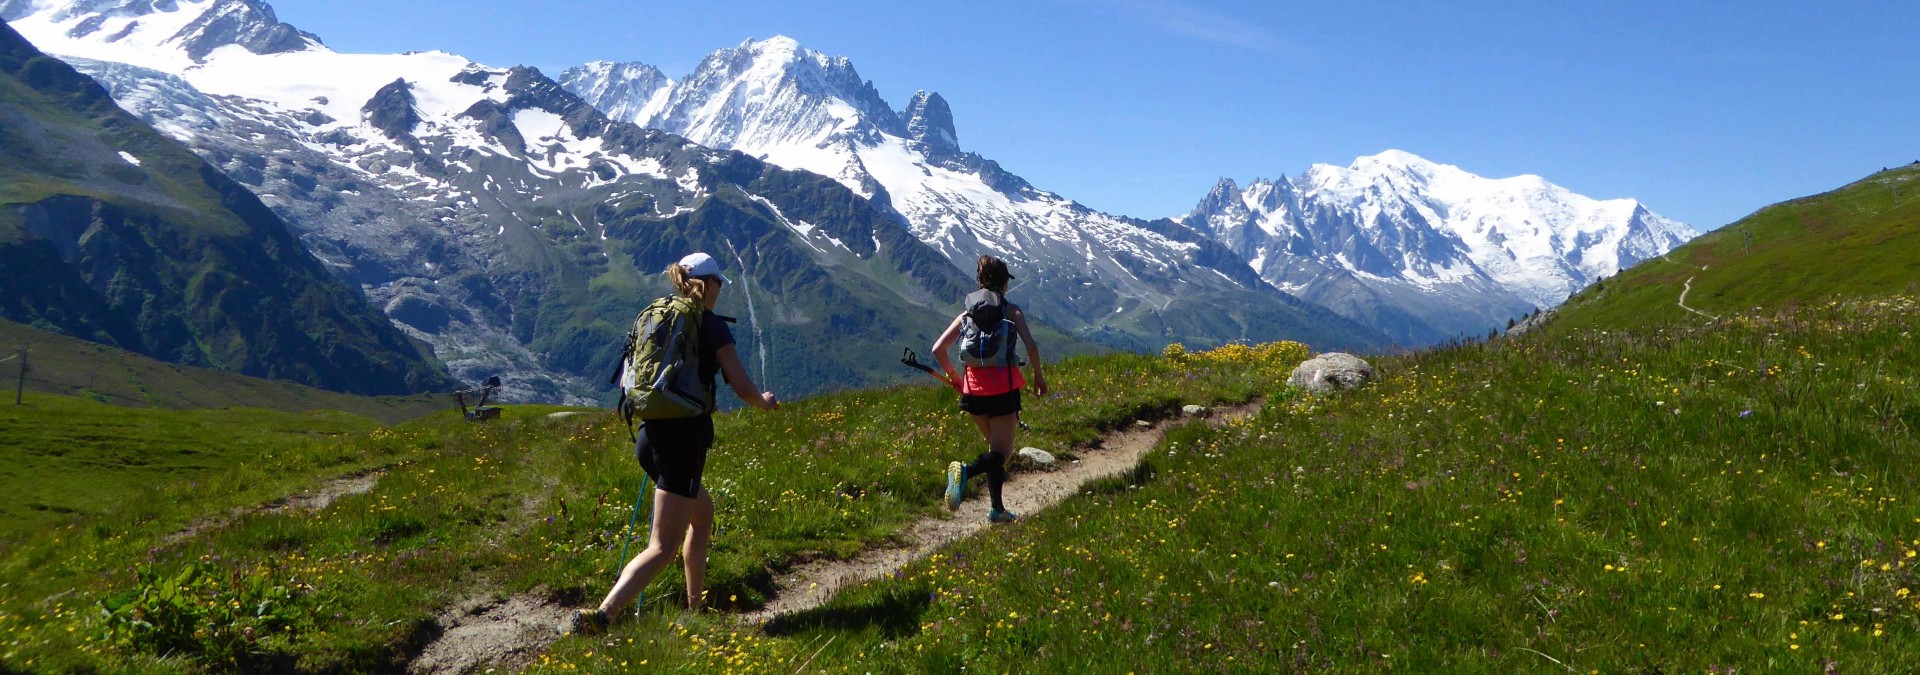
[{"xmin": 1033, "ymin": 373, "xmax": 1049, "ymax": 397}]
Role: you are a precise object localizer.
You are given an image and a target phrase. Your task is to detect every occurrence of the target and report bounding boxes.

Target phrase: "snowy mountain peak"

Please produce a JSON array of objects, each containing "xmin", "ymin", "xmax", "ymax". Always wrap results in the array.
[
  {"xmin": 556, "ymin": 60, "xmax": 671, "ymax": 126},
  {"xmin": 4, "ymin": 0, "xmax": 321, "ymax": 62},
  {"xmin": 1189, "ymin": 152, "xmax": 1697, "ymax": 341},
  {"xmin": 1352, "ymin": 148, "xmax": 1440, "ymax": 171},
  {"xmin": 901, "ymin": 90, "xmax": 958, "ymax": 153}
]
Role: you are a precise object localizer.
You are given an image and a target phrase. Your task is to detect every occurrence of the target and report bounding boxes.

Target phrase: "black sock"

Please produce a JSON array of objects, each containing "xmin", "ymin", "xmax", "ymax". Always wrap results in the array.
[
  {"xmin": 964, "ymin": 451, "xmax": 1008, "ymax": 511},
  {"xmin": 986, "ymin": 464, "xmax": 1006, "ymax": 511}
]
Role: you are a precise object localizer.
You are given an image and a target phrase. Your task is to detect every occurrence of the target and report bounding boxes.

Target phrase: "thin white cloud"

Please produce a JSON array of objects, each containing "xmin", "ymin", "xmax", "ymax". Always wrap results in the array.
[{"xmin": 1089, "ymin": 0, "xmax": 1310, "ymax": 59}]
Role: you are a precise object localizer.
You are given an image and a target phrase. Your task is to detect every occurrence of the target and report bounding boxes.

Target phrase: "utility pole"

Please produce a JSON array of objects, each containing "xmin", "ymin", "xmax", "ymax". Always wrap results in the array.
[{"xmin": 13, "ymin": 349, "xmax": 25, "ymax": 405}]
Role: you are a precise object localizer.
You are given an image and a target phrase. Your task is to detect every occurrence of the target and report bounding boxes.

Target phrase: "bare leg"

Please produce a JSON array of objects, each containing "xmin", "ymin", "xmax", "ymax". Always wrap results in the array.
[
  {"xmin": 987, "ymin": 413, "xmax": 1018, "ymax": 458},
  {"xmin": 681, "ymin": 488, "xmax": 714, "ymax": 609},
  {"xmin": 987, "ymin": 414, "xmax": 1018, "ymax": 508},
  {"xmin": 598, "ymin": 489, "xmax": 698, "ymax": 615}
]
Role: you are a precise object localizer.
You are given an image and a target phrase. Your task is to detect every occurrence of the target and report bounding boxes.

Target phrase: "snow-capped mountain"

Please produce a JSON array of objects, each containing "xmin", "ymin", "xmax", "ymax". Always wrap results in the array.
[
  {"xmin": 2, "ymin": 2, "xmax": 987, "ymax": 402},
  {"xmin": 1187, "ymin": 151, "xmax": 1696, "ymax": 343},
  {"xmin": 559, "ymin": 37, "xmax": 1382, "ymax": 352}
]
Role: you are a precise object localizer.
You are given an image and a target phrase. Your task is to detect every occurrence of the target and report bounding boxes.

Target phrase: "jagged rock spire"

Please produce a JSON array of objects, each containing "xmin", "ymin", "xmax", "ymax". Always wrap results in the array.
[{"xmin": 902, "ymin": 90, "xmax": 957, "ymax": 153}]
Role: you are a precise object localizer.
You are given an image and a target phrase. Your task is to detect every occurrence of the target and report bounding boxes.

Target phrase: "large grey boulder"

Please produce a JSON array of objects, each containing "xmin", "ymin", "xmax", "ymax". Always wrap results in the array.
[{"xmin": 1287, "ymin": 353, "xmax": 1375, "ymax": 394}]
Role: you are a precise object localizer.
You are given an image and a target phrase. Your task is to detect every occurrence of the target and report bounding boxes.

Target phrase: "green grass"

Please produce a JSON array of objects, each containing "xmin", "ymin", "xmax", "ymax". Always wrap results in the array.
[
  {"xmin": 529, "ymin": 293, "xmax": 1920, "ymax": 671},
  {"xmin": 0, "ymin": 393, "xmax": 386, "ymax": 541},
  {"xmin": 592, "ymin": 295, "xmax": 1914, "ymax": 673},
  {"xmin": 0, "ymin": 318, "xmax": 446, "ymax": 423},
  {"xmin": 1554, "ymin": 164, "xmax": 1920, "ymax": 332},
  {"xmin": 7, "ymin": 294, "xmax": 1919, "ymax": 672},
  {"xmin": 0, "ymin": 345, "xmax": 1290, "ymax": 672}
]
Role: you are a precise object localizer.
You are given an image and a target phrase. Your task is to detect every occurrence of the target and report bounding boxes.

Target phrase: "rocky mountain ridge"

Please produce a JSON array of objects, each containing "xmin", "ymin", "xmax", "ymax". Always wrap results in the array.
[
  {"xmin": 4, "ymin": 3, "xmax": 998, "ymax": 403},
  {"xmin": 560, "ymin": 36, "xmax": 1386, "ymax": 353},
  {"xmin": 1187, "ymin": 151, "xmax": 1696, "ymax": 343},
  {"xmin": 0, "ymin": 17, "xmax": 452, "ymax": 395},
  {"xmin": 562, "ymin": 38, "xmax": 1692, "ymax": 347}
]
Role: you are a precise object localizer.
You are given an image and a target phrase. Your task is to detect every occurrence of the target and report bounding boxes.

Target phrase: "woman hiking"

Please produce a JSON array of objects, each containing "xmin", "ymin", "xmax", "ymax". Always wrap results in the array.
[
  {"xmin": 573, "ymin": 252, "xmax": 778, "ymax": 634},
  {"xmin": 937, "ymin": 255, "xmax": 1048, "ymax": 523}
]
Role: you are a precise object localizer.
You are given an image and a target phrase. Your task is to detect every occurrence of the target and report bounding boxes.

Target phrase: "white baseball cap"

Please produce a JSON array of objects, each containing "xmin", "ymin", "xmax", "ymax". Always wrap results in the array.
[{"xmin": 677, "ymin": 252, "xmax": 731, "ymax": 284}]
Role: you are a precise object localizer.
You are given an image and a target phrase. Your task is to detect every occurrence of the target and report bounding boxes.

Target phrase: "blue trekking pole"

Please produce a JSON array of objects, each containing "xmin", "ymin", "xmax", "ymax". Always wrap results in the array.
[{"xmin": 616, "ymin": 474, "xmax": 651, "ymax": 609}]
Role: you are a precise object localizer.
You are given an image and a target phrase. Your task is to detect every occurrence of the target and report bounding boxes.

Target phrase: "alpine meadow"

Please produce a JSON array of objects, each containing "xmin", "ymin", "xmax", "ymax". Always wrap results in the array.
[{"xmin": 3, "ymin": 1, "xmax": 1918, "ymax": 673}]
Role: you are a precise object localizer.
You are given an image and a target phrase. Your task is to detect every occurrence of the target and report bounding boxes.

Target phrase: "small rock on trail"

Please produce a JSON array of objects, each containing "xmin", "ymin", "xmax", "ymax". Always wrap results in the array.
[
  {"xmin": 1182, "ymin": 404, "xmax": 1211, "ymax": 416},
  {"xmin": 1016, "ymin": 447, "xmax": 1056, "ymax": 467}
]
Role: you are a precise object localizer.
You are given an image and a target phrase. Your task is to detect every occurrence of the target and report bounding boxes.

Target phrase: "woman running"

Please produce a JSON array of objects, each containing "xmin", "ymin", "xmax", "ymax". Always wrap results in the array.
[
  {"xmin": 937, "ymin": 255, "xmax": 1048, "ymax": 523},
  {"xmin": 574, "ymin": 252, "xmax": 778, "ymax": 633}
]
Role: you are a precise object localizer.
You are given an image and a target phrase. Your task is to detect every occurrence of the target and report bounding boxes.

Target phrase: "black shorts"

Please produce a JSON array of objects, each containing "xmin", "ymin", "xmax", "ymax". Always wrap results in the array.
[
  {"xmin": 959, "ymin": 390, "xmax": 1022, "ymax": 418},
  {"xmin": 635, "ymin": 414, "xmax": 714, "ymax": 498}
]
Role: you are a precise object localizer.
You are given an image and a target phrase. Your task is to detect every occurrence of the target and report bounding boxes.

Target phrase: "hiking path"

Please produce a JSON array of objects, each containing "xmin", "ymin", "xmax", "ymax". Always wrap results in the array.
[
  {"xmin": 403, "ymin": 400, "xmax": 1261, "ymax": 673},
  {"xmin": 740, "ymin": 400, "xmax": 1260, "ymax": 623}
]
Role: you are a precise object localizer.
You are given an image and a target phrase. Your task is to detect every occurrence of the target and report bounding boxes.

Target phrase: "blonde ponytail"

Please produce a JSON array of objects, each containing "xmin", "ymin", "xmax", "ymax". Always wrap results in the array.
[{"xmin": 667, "ymin": 263, "xmax": 710, "ymax": 307}]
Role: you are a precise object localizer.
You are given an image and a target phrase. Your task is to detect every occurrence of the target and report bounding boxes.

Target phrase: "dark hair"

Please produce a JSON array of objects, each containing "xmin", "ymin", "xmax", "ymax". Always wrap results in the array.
[{"xmin": 976, "ymin": 255, "xmax": 1012, "ymax": 293}]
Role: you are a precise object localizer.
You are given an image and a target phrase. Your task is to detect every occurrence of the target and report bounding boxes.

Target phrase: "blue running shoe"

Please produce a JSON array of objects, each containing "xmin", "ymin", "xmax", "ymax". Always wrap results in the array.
[
  {"xmin": 945, "ymin": 461, "xmax": 965, "ymax": 511},
  {"xmin": 988, "ymin": 509, "xmax": 1019, "ymax": 524}
]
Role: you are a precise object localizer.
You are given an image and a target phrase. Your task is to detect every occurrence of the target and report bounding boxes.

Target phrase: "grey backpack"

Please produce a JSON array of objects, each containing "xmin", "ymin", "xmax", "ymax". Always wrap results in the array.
[{"xmin": 958, "ymin": 289, "xmax": 1025, "ymax": 369}]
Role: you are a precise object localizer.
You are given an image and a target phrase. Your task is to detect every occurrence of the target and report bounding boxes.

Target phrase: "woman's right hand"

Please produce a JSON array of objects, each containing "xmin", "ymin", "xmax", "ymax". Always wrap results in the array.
[{"xmin": 761, "ymin": 391, "xmax": 779, "ymax": 411}]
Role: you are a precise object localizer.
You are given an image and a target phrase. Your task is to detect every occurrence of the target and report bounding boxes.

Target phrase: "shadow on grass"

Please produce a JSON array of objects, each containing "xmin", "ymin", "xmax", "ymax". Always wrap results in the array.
[
  {"xmin": 1081, "ymin": 458, "xmax": 1158, "ymax": 497},
  {"xmin": 761, "ymin": 585, "xmax": 933, "ymax": 639}
]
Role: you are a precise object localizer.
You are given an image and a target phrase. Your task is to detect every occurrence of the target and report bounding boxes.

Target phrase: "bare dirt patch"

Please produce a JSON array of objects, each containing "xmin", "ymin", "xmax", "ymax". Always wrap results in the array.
[
  {"xmin": 406, "ymin": 592, "xmax": 573, "ymax": 675},
  {"xmin": 739, "ymin": 401, "xmax": 1260, "ymax": 623}
]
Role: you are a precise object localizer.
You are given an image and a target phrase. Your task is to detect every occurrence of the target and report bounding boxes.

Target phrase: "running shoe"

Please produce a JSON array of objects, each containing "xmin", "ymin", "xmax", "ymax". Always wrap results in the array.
[
  {"xmin": 988, "ymin": 509, "xmax": 1020, "ymax": 524},
  {"xmin": 945, "ymin": 461, "xmax": 966, "ymax": 511},
  {"xmin": 567, "ymin": 607, "xmax": 609, "ymax": 635}
]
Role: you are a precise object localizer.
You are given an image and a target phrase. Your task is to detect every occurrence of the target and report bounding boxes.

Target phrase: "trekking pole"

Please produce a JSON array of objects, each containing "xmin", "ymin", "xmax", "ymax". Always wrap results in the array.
[
  {"xmin": 899, "ymin": 347, "xmax": 957, "ymax": 389},
  {"xmin": 616, "ymin": 474, "xmax": 652, "ymax": 609}
]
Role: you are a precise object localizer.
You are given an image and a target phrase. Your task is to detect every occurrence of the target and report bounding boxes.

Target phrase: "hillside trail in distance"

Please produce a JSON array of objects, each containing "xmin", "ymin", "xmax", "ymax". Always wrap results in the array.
[
  {"xmin": 1678, "ymin": 276, "xmax": 1721, "ymax": 321},
  {"xmin": 160, "ymin": 469, "xmax": 386, "ymax": 547},
  {"xmin": 739, "ymin": 400, "xmax": 1263, "ymax": 624}
]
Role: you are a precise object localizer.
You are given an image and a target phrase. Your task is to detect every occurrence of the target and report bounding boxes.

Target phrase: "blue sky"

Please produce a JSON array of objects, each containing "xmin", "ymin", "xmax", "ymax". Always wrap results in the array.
[{"xmin": 272, "ymin": 0, "xmax": 1920, "ymax": 230}]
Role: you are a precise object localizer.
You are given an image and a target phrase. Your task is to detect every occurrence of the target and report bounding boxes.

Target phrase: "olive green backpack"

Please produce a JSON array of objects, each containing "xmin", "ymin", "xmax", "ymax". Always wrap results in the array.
[{"xmin": 609, "ymin": 295, "xmax": 715, "ymax": 425}]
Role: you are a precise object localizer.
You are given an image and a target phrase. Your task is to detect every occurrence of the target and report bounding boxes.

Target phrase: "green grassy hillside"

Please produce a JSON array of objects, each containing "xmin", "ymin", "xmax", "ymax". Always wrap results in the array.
[
  {"xmin": 0, "ymin": 393, "xmax": 394, "ymax": 540},
  {"xmin": 0, "ymin": 344, "xmax": 1294, "ymax": 672},
  {"xmin": 1553, "ymin": 163, "xmax": 1920, "ymax": 331},
  {"xmin": 564, "ymin": 295, "xmax": 1920, "ymax": 673},
  {"xmin": 0, "ymin": 318, "xmax": 446, "ymax": 422},
  {"xmin": 4, "ymin": 286, "xmax": 1918, "ymax": 671}
]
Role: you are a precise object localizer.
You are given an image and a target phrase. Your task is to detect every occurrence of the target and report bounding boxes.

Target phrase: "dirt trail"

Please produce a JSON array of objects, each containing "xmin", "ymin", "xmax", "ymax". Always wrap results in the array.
[
  {"xmin": 739, "ymin": 401, "xmax": 1260, "ymax": 624},
  {"xmin": 406, "ymin": 593, "xmax": 572, "ymax": 675},
  {"xmin": 1678, "ymin": 276, "xmax": 1720, "ymax": 321},
  {"xmin": 160, "ymin": 469, "xmax": 385, "ymax": 546},
  {"xmin": 400, "ymin": 402, "xmax": 1258, "ymax": 672}
]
